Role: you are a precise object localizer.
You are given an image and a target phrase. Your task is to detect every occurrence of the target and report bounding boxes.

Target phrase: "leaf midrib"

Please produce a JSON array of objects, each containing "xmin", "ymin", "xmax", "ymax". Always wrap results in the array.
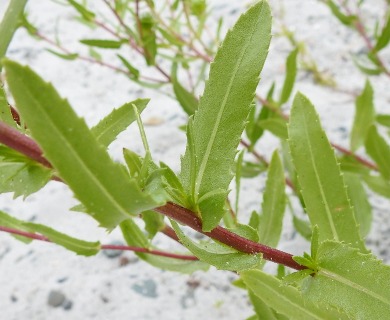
[
  {"xmin": 247, "ymin": 275, "xmax": 326, "ymax": 320},
  {"xmin": 320, "ymin": 268, "xmax": 390, "ymax": 307},
  {"xmin": 301, "ymin": 110, "xmax": 339, "ymax": 241}
]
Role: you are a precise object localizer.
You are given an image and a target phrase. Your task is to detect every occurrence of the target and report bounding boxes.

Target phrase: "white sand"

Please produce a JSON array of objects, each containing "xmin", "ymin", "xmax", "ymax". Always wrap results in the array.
[{"xmin": 1, "ymin": 0, "xmax": 389, "ymax": 319}]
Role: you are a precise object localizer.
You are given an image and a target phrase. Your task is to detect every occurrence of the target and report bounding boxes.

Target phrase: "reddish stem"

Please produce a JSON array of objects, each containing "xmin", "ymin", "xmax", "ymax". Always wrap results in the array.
[
  {"xmin": 0, "ymin": 122, "xmax": 52, "ymax": 168},
  {"xmin": 0, "ymin": 123, "xmax": 304, "ymax": 269},
  {"xmin": 0, "ymin": 225, "xmax": 198, "ymax": 261},
  {"xmin": 155, "ymin": 203, "xmax": 305, "ymax": 270},
  {"xmin": 161, "ymin": 224, "xmax": 180, "ymax": 242}
]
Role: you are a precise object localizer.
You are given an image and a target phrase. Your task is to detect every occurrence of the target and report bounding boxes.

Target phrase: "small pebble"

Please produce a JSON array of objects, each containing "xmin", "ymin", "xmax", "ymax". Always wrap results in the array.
[
  {"xmin": 131, "ymin": 279, "xmax": 158, "ymax": 298},
  {"xmin": 102, "ymin": 241, "xmax": 124, "ymax": 258},
  {"xmin": 63, "ymin": 300, "xmax": 73, "ymax": 310},
  {"xmin": 48, "ymin": 290, "xmax": 66, "ymax": 307}
]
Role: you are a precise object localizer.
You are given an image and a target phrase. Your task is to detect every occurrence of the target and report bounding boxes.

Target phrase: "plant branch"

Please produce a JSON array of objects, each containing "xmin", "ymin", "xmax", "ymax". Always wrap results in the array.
[
  {"xmin": 0, "ymin": 225, "xmax": 198, "ymax": 261},
  {"xmin": 0, "ymin": 122, "xmax": 304, "ymax": 270},
  {"xmin": 155, "ymin": 202, "xmax": 305, "ymax": 270}
]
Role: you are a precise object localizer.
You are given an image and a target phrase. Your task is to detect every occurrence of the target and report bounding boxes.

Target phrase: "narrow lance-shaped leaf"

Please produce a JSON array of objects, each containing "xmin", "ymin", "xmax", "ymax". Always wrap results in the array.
[
  {"xmin": 374, "ymin": 14, "xmax": 390, "ymax": 52},
  {"xmin": 363, "ymin": 174, "xmax": 390, "ymax": 198},
  {"xmin": 241, "ymin": 269, "xmax": 349, "ymax": 320},
  {"xmin": 46, "ymin": 49, "xmax": 79, "ymax": 61},
  {"xmin": 3, "ymin": 60, "xmax": 164, "ymax": 229},
  {"xmin": 344, "ymin": 173, "xmax": 372, "ymax": 237},
  {"xmin": 350, "ymin": 80, "xmax": 375, "ymax": 151},
  {"xmin": 258, "ymin": 118, "xmax": 288, "ymax": 140},
  {"xmin": 0, "ymin": 146, "xmax": 52, "ymax": 199},
  {"xmin": 258, "ymin": 151, "xmax": 286, "ymax": 248},
  {"xmin": 90, "ymin": 99, "xmax": 149, "ymax": 148},
  {"xmin": 288, "ymin": 93, "xmax": 366, "ymax": 251},
  {"xmin": 117, "ymin": 54, "xmax": 140, "ymax": 79},
  {"xmin": 138, "ymin": 14, "xmax": 157, "ymax": 66},
  {"xmin": 180, "ymin": 1, "xmax": 272, "ymax": 231},
  {"xmin": 235, "ymin": 149, "xmax": 245, "ymax": 215},
  {"xmin": 376, "ymin": 114, "xmax": 390, "ymax": 128},
  {"xmin": 365, "ymin": 125, "xmax": 390, "ymax": 180},
  {"xmin": 0, "ymin": 210, "xmax": 100, "ymax": 255},
  {"xmin": 173, "ymin": 80, "xmax": 198, "ymax": 116},
  {"xmin": 248, "ymin": 290, "xmax": 285, "ymax": 320},
  {"xmin": 0, "ymin": 0, "xmax": 28, "ymax": 67},
  {"xmin": 80, "ymin": 39, "xmax": 124, "ymax": 49},
  {"xmin": 279, "ymin": 48, "xmax": 298, "ymax": 105},
  {"xmin": 302, "ymin": 241, "xmax": 390, "ymax": 319},
  {"xmin": 171, "ymin": 220, "xmax": 261, "ymax": 271},
  {"xmin": 24, "ymin": 222, "xmax": 101, "ymax": 256},
  {"xmin": 325, "ymin": 0, "xmax": 357, "ymax": 27},
  {"xmin": 66, "ymin": 0, "xmax": 95, "ymax": 22},
  {"xmin": 0, "ymin": 210, "xmax": 33, "ymax": 243}
]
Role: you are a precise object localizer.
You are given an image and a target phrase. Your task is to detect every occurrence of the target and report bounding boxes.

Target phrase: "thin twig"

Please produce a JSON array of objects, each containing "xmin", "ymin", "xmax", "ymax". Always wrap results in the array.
[{"xmin": 0, "ymin": 225, "xmax": 198, "ymax": 261}]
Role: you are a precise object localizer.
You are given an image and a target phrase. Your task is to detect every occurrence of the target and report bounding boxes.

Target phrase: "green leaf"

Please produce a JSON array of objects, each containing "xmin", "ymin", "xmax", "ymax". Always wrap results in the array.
[
  {"xmin": 0, "ymin": 0, "xmax": 28, "ymax": 67},
  {"xmin": 159, "ymin": 162, "xmax": 189, "ymax": 207},
  {"xmin": 90, "ymin": 99, "xmax": 149, "ymax": 148},
  {"xmin": 365, "ymin": 125, "xmax": 390, "ymax": 180},
  {"xmin": 123, "ymin": 148, "xmax": 143, "ymax": 178},
  {"xmin": 339, "ymin": 155, "xmax": 370, "ymax": 175},
  {"xmin": 325, "ymin": 0, "xmax": 357, "ymax": 26},
  {"xmin": 117, "ymin": 54, "xmax": 140, "ymax": 79},
  {"xmin": 180, "ymin": 1, "xmax": 272, "ymax": 231},
  {"xmin": 248, "ymin": 290, "xmax": 280, "ymax": 320},
  {"xmin": 302, "ymin": 241, "xmax": 390, "ymax": 319},
  {"xmin": 344, "ymin": 173, "xmax": 372, "ymax": 237},
  {"xmin": 120, "ymin": 219, "xmax": 209, "ymax": 274},
  {"xmin": 376, "ymin": 114, "xmax": 390, "ymax": 128},
  {"xmin": 352, "ymin": 55, "xmax": 382, "ymax": 75},
  {"xmin": 311, "ymin": 225, "xmax": 320, "ymax": 260},
  {"xmin": 0, "ymin": 210, "xmax": 33, "ymax": 243},
  {"xmin": 241, "ymin": 269, "xmax": 349, "ymax": 320},
  {"xmin": 228, "ymin": 223, "xmax": 259, "ymax": 242},
  {"xmin": 4, "ymin": 60, "xmax": 164, "ymax": 229},
  {"xmin": 374, "ymin": 14, "xmax": 390, "ymax": 52},
  {"xmin": 142, "ymin": 210, "xmax": 164, "ymax": 239},
  {"xmin": 350, "ymin": 80, "xmax": 375, "ymax": 151},
  {"xmin": 363, "ymin": 174, "xmax": 390, "ymax": 198},
  {"xmin": 46, "ymin": 49, "xmax": 79, "ymax": 61},
  {"xmin": 288, "ymin": 93, "xmax": 365, "ymax": 251},
  {"xmin": 0, "ymin": 86, "xmax": 16, "ymax": 128},
  {"xmin": 171, "ymin": 220, "xmax": 261, "ymax": 271},
  {"xmin": 245, "ymin": 104, "xmax": 270, "ymax": 148},
  {"xmin": 0, "ymin": 146, "xmax": 52, "ymax": 198},
  {"xmin": 235, "ymin": 149, "xmax": 245, "ymax": 214},
  {"xmin": 292, "ymin": 216, "xmax": 312, "ymax": 240},
  {"xmin": 67, "ymin": 0, "xmax": 95, "ymax": 22},
  {"xmin": 80, "ymin": 39, "xmax": 124, "ymax": 49},
  {"xmin": 24, "ymin": 222, "xmax": 100, "ymax": 256},
  {"xmin": 279, "ymin": 48, "xmax": 298, "ymax": 105},
  {"xmin": 258, "ymin": 118, "xmax": 288, "ymax": 140},
  {"xmin": 138, "ymin": 14, "xmax": 157, "ymax": 66},
  {"xmin": 173, "ymin": 80, "xmax": 198, "ymax": 116},
  {"xmin": 158, "ymin": 27, "xmax": 184, "ymax": 47},
  {"xmin": 241, "ymin": 161, "xmax": 267, "ymax": 178},
  {"xmin": 258, "ymin": 151, "xmax": 286, "ymax": 247}
]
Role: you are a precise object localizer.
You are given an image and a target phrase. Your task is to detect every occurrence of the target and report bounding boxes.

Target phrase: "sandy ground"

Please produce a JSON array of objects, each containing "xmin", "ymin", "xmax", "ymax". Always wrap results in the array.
[{"xmin": 1, "ymin": 0, "xmax": 390, "ymax": 319}]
